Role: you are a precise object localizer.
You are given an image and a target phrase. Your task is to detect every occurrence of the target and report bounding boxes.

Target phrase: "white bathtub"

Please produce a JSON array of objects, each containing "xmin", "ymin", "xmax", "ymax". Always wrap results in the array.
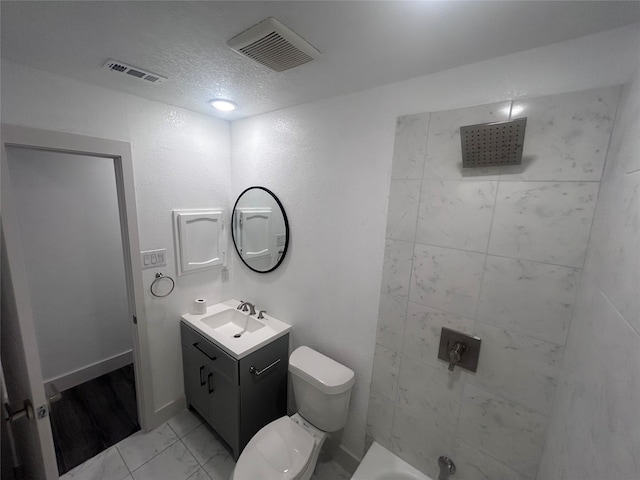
[{"xmin": 351, "ymin": 441, "xmax": 433, "ymax": 480}]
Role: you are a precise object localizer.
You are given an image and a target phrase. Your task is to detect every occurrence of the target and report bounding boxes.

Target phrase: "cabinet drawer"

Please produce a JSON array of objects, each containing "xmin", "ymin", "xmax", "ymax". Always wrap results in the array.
[{"xmin": 181, "ymin": 322, "xmax": 238, "ymax": 384}]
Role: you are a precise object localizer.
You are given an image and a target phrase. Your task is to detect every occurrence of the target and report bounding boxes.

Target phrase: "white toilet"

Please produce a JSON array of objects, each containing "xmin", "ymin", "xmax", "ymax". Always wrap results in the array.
[{"xmin": 232, "ymin": 346, "xmax": 355, "ymax": 480}]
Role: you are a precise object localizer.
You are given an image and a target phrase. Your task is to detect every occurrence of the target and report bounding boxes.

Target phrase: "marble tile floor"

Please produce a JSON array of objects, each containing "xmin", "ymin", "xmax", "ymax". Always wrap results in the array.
[{"xmin": 61, "ymin": 409, "xmax": 351, "ymax": 480}]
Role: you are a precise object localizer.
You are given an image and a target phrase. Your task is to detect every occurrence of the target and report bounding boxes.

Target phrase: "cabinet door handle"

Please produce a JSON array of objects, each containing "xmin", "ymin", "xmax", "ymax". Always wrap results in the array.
[
  {"xmin": 249, "ymin": 358, "xmax": 281, "ymax": 377},
  {"xmin": 193, "ymin": 342, "xmax": 217, "ymax": 361},
  {"xmin": 199, "ymin": 366, "xmax": 205, "ymax": 386},
  {"xmin": 207, "ymin": 373, "xmax": 214, "ymax": 394}
]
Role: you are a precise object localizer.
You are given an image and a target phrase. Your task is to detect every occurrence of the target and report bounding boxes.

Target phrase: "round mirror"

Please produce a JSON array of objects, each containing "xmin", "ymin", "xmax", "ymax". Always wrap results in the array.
[{"xmin": 231, "ymin": 186, "xmax": 289, "ymax": 273}]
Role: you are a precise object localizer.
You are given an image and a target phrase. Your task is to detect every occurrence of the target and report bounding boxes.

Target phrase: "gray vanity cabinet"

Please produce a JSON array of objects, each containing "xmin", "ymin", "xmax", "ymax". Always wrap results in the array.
[
  {"xmin": 181, "ymin": 343, "xmax": 211, "ymax": 416},
  {"xmin": 180, "ymin": 321, "xmax": 288, "ymax": 460}
]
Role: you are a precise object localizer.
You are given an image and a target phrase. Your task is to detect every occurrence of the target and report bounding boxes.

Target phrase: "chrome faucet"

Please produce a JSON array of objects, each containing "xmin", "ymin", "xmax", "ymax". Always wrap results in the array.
[
  {"xmin": 438, "ymin": 456, "xmax": 456, "ymax": 480},
  {"xmin": 237, "ymin": 301, "xmax": 256, "ymax": 315}
]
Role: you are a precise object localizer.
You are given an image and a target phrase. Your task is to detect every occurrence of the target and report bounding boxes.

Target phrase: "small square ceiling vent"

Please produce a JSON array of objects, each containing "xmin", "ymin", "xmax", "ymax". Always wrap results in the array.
[
  {"xmin": 102, "ymin": 59, "xmax": 167, "ymax": 85},
  {"xmin": 227, "ymin": 17, "xmax": 321, "ymax": 72}
]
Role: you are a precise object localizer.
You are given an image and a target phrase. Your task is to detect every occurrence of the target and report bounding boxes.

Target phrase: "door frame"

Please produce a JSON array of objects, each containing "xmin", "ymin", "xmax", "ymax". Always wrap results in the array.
[{"xmin": 1, "ymin": 124, "xmax": 153, "ymax": 475}]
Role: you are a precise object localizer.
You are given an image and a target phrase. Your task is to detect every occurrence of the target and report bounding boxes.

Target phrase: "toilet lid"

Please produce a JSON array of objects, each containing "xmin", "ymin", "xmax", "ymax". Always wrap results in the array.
[{"xmin": 233, "ymin": 416, "xmax": 315, "ymax": 480}]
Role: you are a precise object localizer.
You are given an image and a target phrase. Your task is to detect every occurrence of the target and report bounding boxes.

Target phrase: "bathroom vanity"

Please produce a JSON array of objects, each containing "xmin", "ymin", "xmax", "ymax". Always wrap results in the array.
[{"xmin": 180, "ymin": 300, "xmax": 291, "ymax": 459}]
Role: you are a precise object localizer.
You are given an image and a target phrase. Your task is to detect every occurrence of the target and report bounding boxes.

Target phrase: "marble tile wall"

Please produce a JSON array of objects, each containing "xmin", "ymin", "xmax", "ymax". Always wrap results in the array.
[
  {"xmin": 537, "ymin": 69, "xmax": 640, "ymax": 479},
  {"xmin": 368, "ymin": 86, "xmax": 620, "ymax": 479}
]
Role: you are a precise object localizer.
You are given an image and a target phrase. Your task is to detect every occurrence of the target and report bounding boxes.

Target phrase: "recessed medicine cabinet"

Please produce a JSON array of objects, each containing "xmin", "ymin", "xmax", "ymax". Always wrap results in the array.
[{"xmin": 173, "ymin": 209, "xmax": 226, "ymax": 275}]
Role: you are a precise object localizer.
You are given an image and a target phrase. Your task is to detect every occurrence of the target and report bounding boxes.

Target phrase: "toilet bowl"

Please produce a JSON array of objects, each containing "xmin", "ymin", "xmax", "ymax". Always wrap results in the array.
[{"xmin": 231, "ymin": 346, "xmax": 355, "ymax": 480}]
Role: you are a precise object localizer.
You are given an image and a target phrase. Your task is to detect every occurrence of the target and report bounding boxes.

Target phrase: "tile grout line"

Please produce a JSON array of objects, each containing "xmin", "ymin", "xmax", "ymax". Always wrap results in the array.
[
  {"xmin": 596, "ymin": 286, "xmax": 640, "ymax": 337},
  {"xmin": 172, "ymin": 414, "xmax": 216, "ymax": 479},
  {"xmin": 530, "ymin": 86, "xmax": 621, "ymax": 480},
  {"xmin": 181, "ymin": 435, "xmax": 208, "ymax": 469},
  {"xmin": 119, "ymin": 423, "xmax": 181, "ymax": 475},
  {"xmin": 394, "ymin": 112, "xmax": 430, "ymax": 441},
  {"xmin": 115, "ymin": 446, "xmax": 132, "ymax": 478},
  {"xmin": 453, "ymin": 101, "xmax": 510, "ymax": 449},
  {"xmin": 412, "ymin": 240, "xmax": 585, "ymax": 270},
  {"xmin": 388, "ymin": 113, "xmax": 431, "ymax": 446},
  {"xmin": 473, "ymin": 319, "xmax": 566, "ymax": 349},
  {"xmin": 543, "ymin": 85, "xmax": 620, "ymax": 402}
]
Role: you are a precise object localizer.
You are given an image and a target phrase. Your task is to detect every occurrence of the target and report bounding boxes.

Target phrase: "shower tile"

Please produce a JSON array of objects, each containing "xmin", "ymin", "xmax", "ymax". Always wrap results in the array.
[
  {"xmin": 539, "ymin": 287, "xmax": 639, "ymax": 480},
  {"xmin": 396, "ymin": 356, "xmax": 464, "ymax": 432},
  {"xmin": 536, "ymin": 376, "xmax": 604, "ymax": 480},
  {"xmin": 377, "ymin": 294, "xmax": 408, "ymax": 352},
  {"xmin": 386, "ymin": 179, "xmax": 421, "ymax": 242},
  {"xmin": 409, "ymin": 244, "xmax": 484, "ymax": 319},
  {"xmin": 451, "ymin": 440, "xmax": 531, "ymax": 480},
  {"xmin": 366, "ymin": 390, "xmax": 394, "ymax": 448},
  {"xmin": 416, "ymin": 180, "xmax": 497, "ymax": 252},
  {"xmin": 476, "ymin": 256, "xmax": 580, "ymax": 345},
  {"xmin": 167, "ymin": 410, "xmax": 203, "ymax": 439},
  {"xmin": 488, "ymin": 181, "xmax": 598, "ymax": 267},
  {"xmin": 60, "ymin": 446, "xmax": 129, "ymax": 480},
  {"xmin": 390, "ymin": 406, "xmax": 455, "ymax": 478},
  {"xmin": 117, "ymin": 423, "xmax": 178, "ymax": 471},
  {"xmin": 402, "ymin": 302, "xmax": 475, "ymax": 366},
  {"xmin": 574, "ymin": 291, "xmax": 640, "ymax": 477},
  {"xmin": 182, "ymin": 423, "xmax": 227, "ymax": 466},
  {"xmin": 457, "ymin": 384, "xmax": 546, "ymax": 479},
  {"xmin": 370, "ymin": 344, "xmax": 401, "ymax": 401},
  {"xmin": 469, "ymin": 323, "xmax": 563, "ymax": 415},
  {"xmin": 500, "ymin": 86, "xmax": 619, "ymax": 181},
  {"xmin": 131, "ymin": 441, "xmax": 199, "ymax": 480},
  {"xmin": 391, "ymin": 113, "xmax": 430, "ymax": 180},
  {"xmin": 381, "ymin": 239, "xmax": 414, "ymax": 298},
  {"xmin": 202, "ymin": 449, "xmax": 235, "ymax": 480},
  {"xmin": 586, "ymin": 172, "xmax": 640, "ymax": 330},
  {"xmin": 423, "ymin": 102, "xmax": 509, "ymax": 181}
]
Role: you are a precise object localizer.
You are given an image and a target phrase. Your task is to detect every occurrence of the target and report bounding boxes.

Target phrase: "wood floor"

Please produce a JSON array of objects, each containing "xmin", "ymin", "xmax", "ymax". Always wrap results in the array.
[{"xmin": 49, "ymin": 364, "xmax": 140, "ymax": 475}]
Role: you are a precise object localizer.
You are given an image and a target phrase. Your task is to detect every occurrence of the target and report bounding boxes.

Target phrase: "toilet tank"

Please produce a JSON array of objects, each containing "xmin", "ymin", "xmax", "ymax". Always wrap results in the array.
[{"xmin": 289, "ymin": 346, "xmax": 355, "ymax": 432}]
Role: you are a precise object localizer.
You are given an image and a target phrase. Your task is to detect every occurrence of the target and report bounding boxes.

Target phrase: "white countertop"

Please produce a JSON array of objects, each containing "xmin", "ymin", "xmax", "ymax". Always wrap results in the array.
[{"xmin": 181, "ymin": 299, "xmax": 291, "ymax": 360}]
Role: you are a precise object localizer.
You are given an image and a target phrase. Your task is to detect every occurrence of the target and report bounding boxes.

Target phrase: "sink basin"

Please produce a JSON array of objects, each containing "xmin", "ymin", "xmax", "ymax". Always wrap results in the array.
[
  {"xmin": 201, "ymin": 309, "xmax": 265, "ymax": 336},
  {"xmin": 181, "ymin": 299, "xmax": 292, "ymax": 360}
]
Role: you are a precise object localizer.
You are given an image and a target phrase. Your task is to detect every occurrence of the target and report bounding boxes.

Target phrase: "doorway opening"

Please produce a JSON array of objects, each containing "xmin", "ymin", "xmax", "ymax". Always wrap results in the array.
[
  {"xmin": 1, "ymin": 126, "xmax": 151, "ymax": 479},
  {"xmin": 6, "ymin": 146, "xmax": 139, "ymax": 474}
]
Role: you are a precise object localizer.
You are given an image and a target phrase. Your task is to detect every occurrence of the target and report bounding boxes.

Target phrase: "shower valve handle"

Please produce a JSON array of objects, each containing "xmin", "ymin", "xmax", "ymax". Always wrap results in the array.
[{"xmin": 448, "ymin": 342, "xmax": 466, "ymax": 371}]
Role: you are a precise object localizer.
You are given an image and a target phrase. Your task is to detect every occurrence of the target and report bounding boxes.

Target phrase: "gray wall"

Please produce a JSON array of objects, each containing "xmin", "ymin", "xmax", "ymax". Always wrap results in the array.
[
  {"xmin": 368, "ymin": 86, "xmax": 619, "ymax": 479},
  {"xmin": 537, "ymin": 68, "xmax": 640, "ymax": 480}
]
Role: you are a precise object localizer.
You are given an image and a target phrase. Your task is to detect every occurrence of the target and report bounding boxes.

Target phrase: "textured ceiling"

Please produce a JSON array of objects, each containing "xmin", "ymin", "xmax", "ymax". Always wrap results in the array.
[{"xmin": 2, "ymin": 1, "xmax": 639, "ymax": 120}]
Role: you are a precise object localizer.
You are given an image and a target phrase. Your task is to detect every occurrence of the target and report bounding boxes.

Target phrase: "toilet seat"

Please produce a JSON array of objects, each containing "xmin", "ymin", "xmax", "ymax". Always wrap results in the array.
[{"xmin": 232, "ymin": 416, "xmax": 315, "ymax": 480}]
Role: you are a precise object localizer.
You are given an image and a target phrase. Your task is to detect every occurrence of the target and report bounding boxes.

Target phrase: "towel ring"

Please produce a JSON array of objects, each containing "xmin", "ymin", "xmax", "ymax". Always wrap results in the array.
[{"xmin": 150, "ymin": 272, "xmax": 175, "ymax": 298}]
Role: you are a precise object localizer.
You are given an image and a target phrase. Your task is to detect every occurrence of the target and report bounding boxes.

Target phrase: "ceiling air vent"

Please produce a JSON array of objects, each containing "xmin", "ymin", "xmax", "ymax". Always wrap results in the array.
[
  {"xmin": 227, "ymin": 17, "xmax": 321, "ymax": 72},
  {"xmin": 102, "ymin": 59, "xmax": 167, "ymax": 84}
]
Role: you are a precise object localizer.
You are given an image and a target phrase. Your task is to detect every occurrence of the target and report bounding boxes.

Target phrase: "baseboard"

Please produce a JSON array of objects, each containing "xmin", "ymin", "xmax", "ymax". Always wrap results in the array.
[
  {"xmin": 44, "ymin": 350, "xmax": 134, "ymax": 392},
  {"xmin": 147, "ymin": 396, "xmax": 187, "ymax": 430}
]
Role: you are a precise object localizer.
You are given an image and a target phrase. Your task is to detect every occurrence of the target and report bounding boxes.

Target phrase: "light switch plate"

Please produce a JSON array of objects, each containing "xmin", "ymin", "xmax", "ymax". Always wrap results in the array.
[{"xmin": 141, "ymin": 249, "xmax": 167, "ymax": 269}]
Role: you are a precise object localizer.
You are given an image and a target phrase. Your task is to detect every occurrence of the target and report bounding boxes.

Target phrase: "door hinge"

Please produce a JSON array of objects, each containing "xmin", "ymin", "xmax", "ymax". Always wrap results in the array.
[
  {"xmin": 4, "ymin": 399, "xmax": 34, "ymax": 422},
  {"xmin": 133, "ymin": 315, "xmax": 138, "ymax": 325}
]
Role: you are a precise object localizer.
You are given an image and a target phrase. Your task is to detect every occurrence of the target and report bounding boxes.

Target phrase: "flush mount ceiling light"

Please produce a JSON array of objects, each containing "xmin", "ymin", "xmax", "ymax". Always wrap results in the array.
[{"xmin": 210, "ymin": 99, "xmax": 237, "ymax": 111}]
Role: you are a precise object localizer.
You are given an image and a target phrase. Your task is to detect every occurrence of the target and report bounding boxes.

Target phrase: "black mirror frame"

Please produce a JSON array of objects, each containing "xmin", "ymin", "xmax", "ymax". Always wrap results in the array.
[{"xmin": 231, "ymin": 186, "xmax": 290, "ymax": 273}]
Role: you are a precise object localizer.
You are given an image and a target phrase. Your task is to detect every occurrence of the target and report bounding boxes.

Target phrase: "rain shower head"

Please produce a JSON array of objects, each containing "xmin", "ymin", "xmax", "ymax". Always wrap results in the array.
[{"xmin": 460, "ymin": 118, "xmax": 527, "ymax": 168}]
